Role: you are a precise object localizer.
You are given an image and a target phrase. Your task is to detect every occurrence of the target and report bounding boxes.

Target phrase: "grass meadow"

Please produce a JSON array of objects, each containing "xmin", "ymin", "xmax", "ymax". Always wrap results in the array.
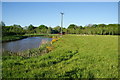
[{"xmin": 2, "ymin": 35, "xmax": 118, "ymax": 78}]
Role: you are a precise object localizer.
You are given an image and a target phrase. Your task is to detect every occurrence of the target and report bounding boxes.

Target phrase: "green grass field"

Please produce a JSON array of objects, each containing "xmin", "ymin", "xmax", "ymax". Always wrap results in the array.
[{"xmin": 2, "ymin": 35, "xmax": 118, "ymax": 78}]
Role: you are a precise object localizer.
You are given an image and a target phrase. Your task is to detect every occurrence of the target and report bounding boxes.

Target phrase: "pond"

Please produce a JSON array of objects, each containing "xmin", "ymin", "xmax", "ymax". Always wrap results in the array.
[{"xmin": 2, "ymin": 37, "xmax": 52, "ymax": 52}]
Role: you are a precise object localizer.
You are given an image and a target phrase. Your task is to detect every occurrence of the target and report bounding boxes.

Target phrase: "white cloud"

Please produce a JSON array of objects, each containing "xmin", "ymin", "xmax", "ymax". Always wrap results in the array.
[{"xmin": 1, "ymin": 0, "xmax": 120, "ymax": 2}]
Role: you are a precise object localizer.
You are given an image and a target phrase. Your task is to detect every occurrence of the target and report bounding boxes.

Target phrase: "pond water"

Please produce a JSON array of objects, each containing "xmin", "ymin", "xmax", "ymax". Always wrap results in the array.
[{"xmin": 2, "ymin": 37, "xmax": 52, "ymax": 52}]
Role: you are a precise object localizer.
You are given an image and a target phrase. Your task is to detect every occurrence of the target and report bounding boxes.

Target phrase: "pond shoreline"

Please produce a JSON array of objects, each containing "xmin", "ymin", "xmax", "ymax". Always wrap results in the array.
[
  {"xmin": 2, "ymin": 36, "xmax": 53, "ymax": 53},
  {"xmin": 2, "ymin": 34, "xmax": 58, "ymax": 43},
  {"xmin": 2, "ymin": 36, "xmax": 28, "ymax": 43}
]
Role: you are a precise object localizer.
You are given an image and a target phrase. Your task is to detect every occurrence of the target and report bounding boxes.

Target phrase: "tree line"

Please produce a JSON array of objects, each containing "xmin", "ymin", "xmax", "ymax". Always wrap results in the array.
[{"xmin": 1, "ymin": 21, "xmax": 119, "ymax": 36}]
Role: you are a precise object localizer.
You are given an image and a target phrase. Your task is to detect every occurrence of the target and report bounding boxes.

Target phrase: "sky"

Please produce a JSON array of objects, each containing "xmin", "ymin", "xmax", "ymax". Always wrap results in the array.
[
  {"xmin": 1, "ymin": 0, "xmax": 120, "ymax": 2},
  {"xmin": 2, "ymin": 2, "xmax": 118, "ymax": 28}
]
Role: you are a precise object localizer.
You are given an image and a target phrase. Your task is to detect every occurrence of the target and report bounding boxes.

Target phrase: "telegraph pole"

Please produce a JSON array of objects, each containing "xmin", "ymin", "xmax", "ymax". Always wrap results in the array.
[{"xmin": 60, "ymin": 12, "xmax": 64, "ymax": 35}]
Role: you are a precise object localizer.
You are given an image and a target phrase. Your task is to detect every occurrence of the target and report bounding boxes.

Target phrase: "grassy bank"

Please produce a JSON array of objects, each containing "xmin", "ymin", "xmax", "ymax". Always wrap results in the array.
[
  {"xmin": 2, "ymin": 35, "xmax": 28, "ymax": 42},
  {"xmin": 24, "ymin": 34, "xmax": 59, "ymax": 37},
  {"xmin": 2, "ymin": 34, "xmax": 59, "ymax": 42},
  {"xmin": 2, "ymin": 35, "xmax": 118, "ymax": 78}
]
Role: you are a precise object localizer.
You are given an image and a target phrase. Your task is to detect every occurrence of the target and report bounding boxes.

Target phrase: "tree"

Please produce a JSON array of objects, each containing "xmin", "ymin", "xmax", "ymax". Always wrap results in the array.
[
  {"xmin": 79, "ymin": 26, "xmax": 83, "ymax": 29},
  {"xmin": 13, "ymin": 24, "xmax": 22, "ymax": 28},
  {"xmin": 68, "ymin": 24, "xmax": 78, "ymax": 34},
  {"xmin": 92, "ymin": 24, "xmax": 98, "ymax": 28},
  {"xmin": 98, "ymin": 24, "xmax": 106, "ymax": 27},
  {"xmin": 62, "ymin": 28, "xmax": 67, "ymax": 34},
  {"xmin": 54, "ymin": 26, "xmax": 61, "ymax": 33},
  {"xmin": 68, "ymin": 24, "xmax": 78, "ymax": 29},
  {"xmin": 38, "ymin": 25, "xmax": 48, "ymax": 29},
  {"xmin": 38, "ymin": 25, "xmax": 48, "ymax": 33},
  {"xmin": 28, "ymin": 24, "xmax": 34, "ymax": 31},
  {"xmin": 47, "ymin": 27, "xmax": 52, "ymax": 34}
]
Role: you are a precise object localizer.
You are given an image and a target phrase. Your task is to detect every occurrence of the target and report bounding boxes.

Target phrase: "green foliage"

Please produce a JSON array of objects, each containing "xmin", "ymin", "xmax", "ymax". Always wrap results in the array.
[
  {"xmin": 35, "ymin": 25, "xmax": 48, "ymax": 34},
  {"xmin": 2, "ymin": 35, "xmax": 28, "ymax": 42},
  {"xmin": 53, "ymin": 26, "xmax": 61, "ymax": 33},
  {"xmin": 47, "ymin": 27, "xmax": 52, "ymax": 34},
  {"xmin": 2, "ymin": 21, "xmax": 119, "ymax": 36},
  {"xmin": 26, "ymin": 24, "xmax": 37, "ymax": 34},
  {"xmin": 28, "ymin": 24, "xmax": 34, "ymax": 31},
  {"xmin": 98, "ymin": 24, "xmax": 106, "ymax": 27},
  {"xmin": 38, "ymin": 25, "xmax": 48, "ymax": 29},
  {"xmin": 2, "ymin": 25, "xmax": 26, "ymax": 36},
  {"xmin": 1, "ymin": 21, "xmax": 119, "ymax": 78},
  {"xmin": 67, "ymin": 24, "xmax": 118, "ymax": 35},
  {"xmin": 2, "ymin": 35, "xmax": 118, "ymax": 78},
  {"xmin": 68, "ymin": 24, "xmax": 78, "ymax": 29}
]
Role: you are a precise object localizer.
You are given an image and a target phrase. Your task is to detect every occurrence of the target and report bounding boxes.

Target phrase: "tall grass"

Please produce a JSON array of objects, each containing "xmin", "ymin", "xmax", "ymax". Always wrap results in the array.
[{"xmin": 2, "ymin": 35, "xmax": 118, "ymax": 78}]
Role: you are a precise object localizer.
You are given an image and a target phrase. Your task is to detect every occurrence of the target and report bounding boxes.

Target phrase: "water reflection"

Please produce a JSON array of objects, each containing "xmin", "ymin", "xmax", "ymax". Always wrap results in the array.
[{"xmin": 2, "ymin": 37, "xmax": 52, "ymax": 52}]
